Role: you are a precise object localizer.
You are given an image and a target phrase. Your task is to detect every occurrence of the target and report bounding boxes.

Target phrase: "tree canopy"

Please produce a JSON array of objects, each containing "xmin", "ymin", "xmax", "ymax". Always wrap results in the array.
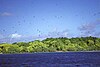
[{"xmin": 0, "ymin": 36, "xmax": 100, "ymax": 54}]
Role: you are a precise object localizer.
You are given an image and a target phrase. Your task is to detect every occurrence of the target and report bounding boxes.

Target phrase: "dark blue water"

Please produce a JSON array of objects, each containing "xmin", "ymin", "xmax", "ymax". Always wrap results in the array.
[{"xmin": 0, "ymin": 52, "xmax": 100, "ymax": 67}]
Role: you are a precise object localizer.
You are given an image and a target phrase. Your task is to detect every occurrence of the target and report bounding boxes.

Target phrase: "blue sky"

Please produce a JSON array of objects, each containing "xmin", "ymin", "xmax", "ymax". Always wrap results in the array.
[{"xmin": 0, "ymin": 0, "xmax": 100, "ymax": 43}]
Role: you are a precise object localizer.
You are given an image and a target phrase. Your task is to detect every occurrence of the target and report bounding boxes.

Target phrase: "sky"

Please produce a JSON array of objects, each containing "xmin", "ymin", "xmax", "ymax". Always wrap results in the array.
[{"xmin": 0, "ymin": 0, "xmax": 100, "ymax": 43}]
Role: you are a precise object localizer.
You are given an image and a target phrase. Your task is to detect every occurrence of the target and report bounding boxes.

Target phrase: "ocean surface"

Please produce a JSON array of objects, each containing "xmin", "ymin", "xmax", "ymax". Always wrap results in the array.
[{"xmin": 0, "ymin": 52, "xmax": 100, "ymax": 67}]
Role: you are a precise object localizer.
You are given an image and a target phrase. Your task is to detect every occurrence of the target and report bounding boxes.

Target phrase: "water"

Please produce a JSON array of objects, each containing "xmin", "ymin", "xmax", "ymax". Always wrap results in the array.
[{"xmin": 0, "ymin": 52, "xmax": 100, "ymax": 67}]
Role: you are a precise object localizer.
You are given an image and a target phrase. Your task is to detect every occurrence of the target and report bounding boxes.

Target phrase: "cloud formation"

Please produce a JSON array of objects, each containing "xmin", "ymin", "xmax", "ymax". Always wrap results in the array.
[
  {"xmin": 78, "ymin": 20, "xmax": 100, "ymax": 37},
  {"xmin": 0, "ymin": 12, "xmax": 12, "ymax": 16},
  {"xmin": 10, "ymin": 33, "xmax": 22, "ymax": 38}
]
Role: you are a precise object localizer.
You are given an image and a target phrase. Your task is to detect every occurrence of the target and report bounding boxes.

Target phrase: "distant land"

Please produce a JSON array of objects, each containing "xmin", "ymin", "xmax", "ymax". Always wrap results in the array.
[{"xmin": 0, "ymin": 36, "xmax": 100, "ymax": 54}]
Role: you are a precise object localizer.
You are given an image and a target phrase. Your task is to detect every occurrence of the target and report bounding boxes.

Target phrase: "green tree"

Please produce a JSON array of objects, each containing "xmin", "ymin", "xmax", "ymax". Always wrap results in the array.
[{"xmin": 7, "ymin": 45, "xmax": 20, "ymax": 53}]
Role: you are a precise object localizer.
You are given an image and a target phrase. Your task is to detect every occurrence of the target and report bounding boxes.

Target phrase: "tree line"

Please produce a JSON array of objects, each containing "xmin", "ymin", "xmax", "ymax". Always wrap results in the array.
[{"xmin": 0, "ymin": 36, "xmax": 100, "ymax": 54}]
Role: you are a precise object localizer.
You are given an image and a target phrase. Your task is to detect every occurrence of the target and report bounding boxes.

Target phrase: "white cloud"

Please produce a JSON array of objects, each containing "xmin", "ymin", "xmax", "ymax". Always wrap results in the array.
[
  {"xmin": 1, "ymin": 12, "xmax": 12, "ymax": 16},
  {"xmin": 11, "ymin": 33, "xmax": 22, "ymax": 38}
]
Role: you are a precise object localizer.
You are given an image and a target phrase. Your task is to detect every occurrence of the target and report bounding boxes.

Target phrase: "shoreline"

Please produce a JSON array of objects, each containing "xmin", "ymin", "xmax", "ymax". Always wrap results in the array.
[{"xmin": 0, "ymin": 51, "xmax": 100, "ymax": 55}]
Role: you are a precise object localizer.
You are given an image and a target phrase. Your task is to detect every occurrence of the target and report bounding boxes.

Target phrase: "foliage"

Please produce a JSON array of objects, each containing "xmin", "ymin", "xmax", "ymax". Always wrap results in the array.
[{"xmin": 0, "ymin": 36, "xmax": 100, "ymax": 54}]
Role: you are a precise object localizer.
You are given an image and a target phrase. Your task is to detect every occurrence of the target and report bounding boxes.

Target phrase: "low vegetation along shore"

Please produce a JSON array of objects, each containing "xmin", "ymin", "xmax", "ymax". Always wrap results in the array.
[{"xmin": 0, "ymin": 36, "xmax": 100, "ymax": 54}]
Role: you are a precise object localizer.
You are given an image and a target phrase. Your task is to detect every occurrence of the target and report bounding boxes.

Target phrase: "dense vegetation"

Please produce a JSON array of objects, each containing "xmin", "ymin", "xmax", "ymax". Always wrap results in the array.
[{"xmin": 0, "ymin": 36, "xmax": 100, "ymax": 54}]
